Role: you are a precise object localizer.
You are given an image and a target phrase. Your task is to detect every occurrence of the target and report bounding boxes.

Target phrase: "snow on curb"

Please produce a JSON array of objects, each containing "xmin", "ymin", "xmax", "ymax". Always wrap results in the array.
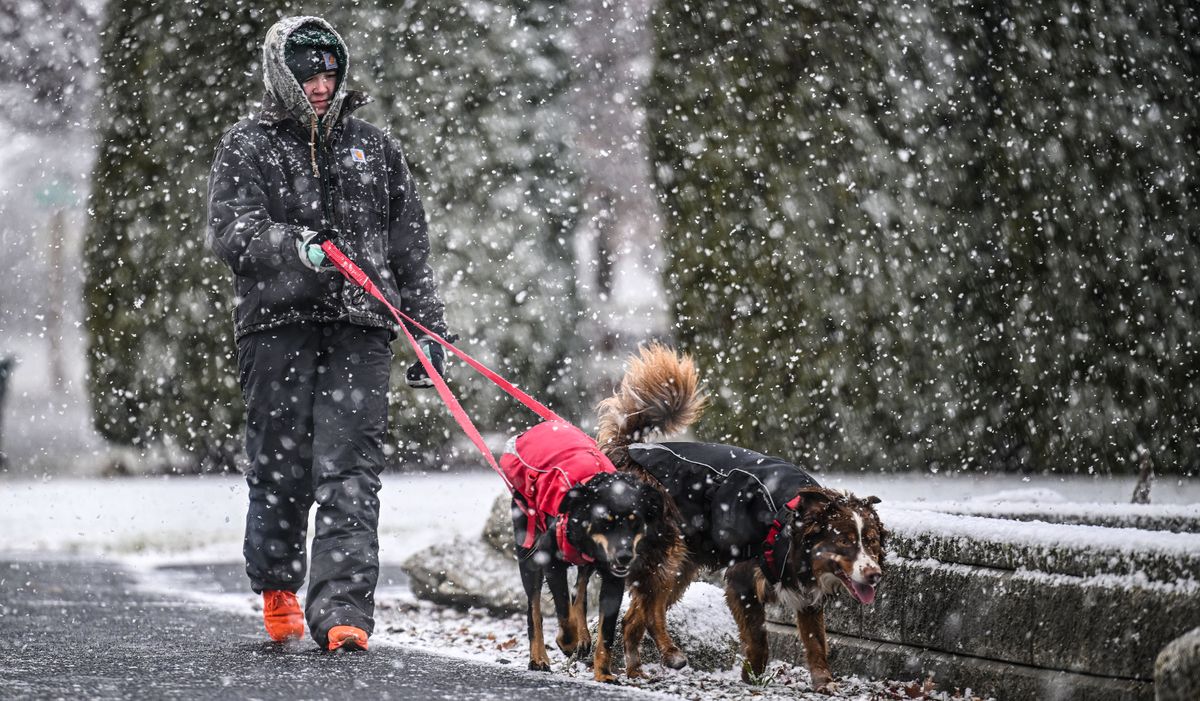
[
  {"xmin": 374, "ymin": 582, "xmax": 978, "ymax": 701},
  {"xmin": 880, "ymin": 507, "xmax": 1200, "ymax": 587},
  {"xmin": 890, "ymin": 498, "xmax": 1200, "ymax": 533}
]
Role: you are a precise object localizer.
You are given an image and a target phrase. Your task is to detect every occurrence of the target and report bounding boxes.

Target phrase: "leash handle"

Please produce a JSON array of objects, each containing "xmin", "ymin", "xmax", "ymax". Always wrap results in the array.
[{"xmin": 321, "ymin": 240, "xmax": 565, "ymax": 425}]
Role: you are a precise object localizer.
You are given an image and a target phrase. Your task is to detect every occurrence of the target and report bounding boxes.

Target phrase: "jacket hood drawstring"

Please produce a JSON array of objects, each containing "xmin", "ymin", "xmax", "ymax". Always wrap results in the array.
[{"xmin": 309, "ymin": 113, "xmax": 319, "ymax": 177}]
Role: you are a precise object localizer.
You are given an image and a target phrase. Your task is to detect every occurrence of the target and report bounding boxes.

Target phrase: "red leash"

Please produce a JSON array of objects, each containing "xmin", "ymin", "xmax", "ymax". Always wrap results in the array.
[{"xmin": 320, "ymin": 240, "xmax": 567, "ymax": 490}]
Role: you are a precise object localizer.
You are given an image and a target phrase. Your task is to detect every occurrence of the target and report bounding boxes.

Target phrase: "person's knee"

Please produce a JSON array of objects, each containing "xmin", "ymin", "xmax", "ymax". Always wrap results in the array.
[
  {"xmin": 314, "ymin": 474, "xmax": 382, "ymax": 507},
  {"xmin": 246, "ymin": 458, "xmax": 312, "ymax": 488}
]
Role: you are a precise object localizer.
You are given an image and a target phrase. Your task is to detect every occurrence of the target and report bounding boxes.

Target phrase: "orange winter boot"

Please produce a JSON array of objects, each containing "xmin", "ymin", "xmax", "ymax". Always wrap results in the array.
[
  {"xmin": 327, "ymin": 625, "xmax": 369, "ymax": 652},
  {"xmin": 262, "ymin": 590, "xmax": 305, "ymax": 642}
]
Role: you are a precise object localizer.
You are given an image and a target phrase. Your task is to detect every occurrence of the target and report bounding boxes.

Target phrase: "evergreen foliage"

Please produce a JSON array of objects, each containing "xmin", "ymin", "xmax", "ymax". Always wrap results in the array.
[
  {"xmin": 86, "ymin": 2, "xmax": 288, "ymax": 471},
  {"xmin": 649, "ymin": 1, "xmax": 1199, "ymax": 474},
  {"xmin": 0, "ymin": 0, "xmax": 98, "ymax": 132}
]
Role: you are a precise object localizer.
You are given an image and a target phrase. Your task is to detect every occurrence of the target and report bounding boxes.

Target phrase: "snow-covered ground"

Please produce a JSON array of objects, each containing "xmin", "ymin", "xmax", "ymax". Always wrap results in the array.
[{"xmin": 2, "ymin": 469, "xmax": 1195, "ymax": 700}]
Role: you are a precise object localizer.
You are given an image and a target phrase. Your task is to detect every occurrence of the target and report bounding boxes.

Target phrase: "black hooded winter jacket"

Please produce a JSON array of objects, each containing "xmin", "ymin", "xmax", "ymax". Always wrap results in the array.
[{"xmin": 207, "ymin": 16, "xmax": 447, "ymax": 340}]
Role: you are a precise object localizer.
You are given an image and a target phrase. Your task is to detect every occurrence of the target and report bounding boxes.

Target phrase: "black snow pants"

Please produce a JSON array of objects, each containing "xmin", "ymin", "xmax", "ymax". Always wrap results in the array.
[{"xmin": 236, "ymin": 321, "xmax": 391, "ymax": 647}]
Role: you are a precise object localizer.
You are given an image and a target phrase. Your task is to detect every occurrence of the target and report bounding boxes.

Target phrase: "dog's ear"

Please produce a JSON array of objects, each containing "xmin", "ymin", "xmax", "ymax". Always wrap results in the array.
[
  {"xmin": 793, "ymin": 491, "xmax": 832, "ymax": 543},
  {"xmin": 559, "ymin": 485, "xmax": 585, "ymax": 515},
  {"xmin": 796, "ymin": 488, "xmax": 832, "ymax": 518}
]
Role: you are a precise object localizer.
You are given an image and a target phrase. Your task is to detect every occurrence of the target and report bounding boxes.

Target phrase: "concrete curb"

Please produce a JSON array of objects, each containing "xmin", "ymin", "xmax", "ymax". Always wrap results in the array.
[
  {"xmin": 799, "ymin": 555, "xmax": 1199, "ymax": 681},
  {"xmin": 766, "ymin": 626, "xmax": 1151, "ymax": 701},
  {"xmin": 882, "ymin": 508, "xmax": 1200, "ymax": 582},
  {"xmin": 890, "ymin": 503, "xmax": 1200, "ymax": 533}
]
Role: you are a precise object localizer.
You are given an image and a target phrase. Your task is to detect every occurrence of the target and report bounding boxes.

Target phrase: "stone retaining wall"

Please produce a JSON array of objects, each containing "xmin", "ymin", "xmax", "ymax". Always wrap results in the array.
[
  {"xmin": 774, "ymin": 629, "xmax": 1151, "ymax": 701},
  {"xmin": 889, "ymin": 502, "xmax": 1200, "ymax": 533}
]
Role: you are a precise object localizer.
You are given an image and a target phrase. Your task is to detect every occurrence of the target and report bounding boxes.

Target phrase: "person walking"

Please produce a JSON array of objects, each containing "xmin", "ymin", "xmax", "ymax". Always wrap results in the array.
[{"xmin": 207, "ymin": 15, "xmax": 449, "ymax": 652}]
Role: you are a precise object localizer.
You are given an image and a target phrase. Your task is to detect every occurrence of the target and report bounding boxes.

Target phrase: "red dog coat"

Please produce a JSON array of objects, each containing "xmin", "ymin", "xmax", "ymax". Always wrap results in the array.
[{"xmin": 500, "ymin": 420, "xmax": 616, "ymax": 565}]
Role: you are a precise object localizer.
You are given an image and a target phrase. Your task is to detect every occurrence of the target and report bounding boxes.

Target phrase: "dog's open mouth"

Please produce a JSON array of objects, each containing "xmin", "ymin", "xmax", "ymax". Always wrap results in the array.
[
  {"xmin": 836, "ymin": 571, "xmax": 877, "ymax": 605},
  {"xmin": 609, "ymin": 565, "xmax": 631, "ymax": 578}
]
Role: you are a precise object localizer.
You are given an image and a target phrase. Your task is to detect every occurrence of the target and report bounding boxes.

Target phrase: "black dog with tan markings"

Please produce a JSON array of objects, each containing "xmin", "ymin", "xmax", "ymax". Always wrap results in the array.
[{"xmin": 500, "ymin": 420, "xmax": 684, "ymax": 682}]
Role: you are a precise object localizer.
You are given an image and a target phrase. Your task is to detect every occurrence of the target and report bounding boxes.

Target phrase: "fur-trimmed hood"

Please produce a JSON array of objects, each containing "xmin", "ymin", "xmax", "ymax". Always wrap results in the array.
[{"xmin": 257, "ymin": 16, "xmax": 356, "ymax": 126}]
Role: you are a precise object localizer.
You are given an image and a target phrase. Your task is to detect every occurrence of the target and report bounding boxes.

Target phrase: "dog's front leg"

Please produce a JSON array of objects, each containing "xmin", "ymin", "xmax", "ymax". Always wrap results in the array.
[
  {"xmin": 518, "ymin": 555, "xmax": 551, "ymax": 671},
  {"xmin": 725, "ymin": 561, "xmax": 769, "ymax": 683},
  {"xmin": 621, "ymin": 580, "xmax": 649, "ymax": 678},
  {"xmin": 545, "ymin": 561, "xmax": 578, "ymax": 656},
  {"xmin": 639, "ymin": 553, "xmax": 694, "ymax": 672},
  {"xmin": 569, "ymin": 566, "xmax": 593, "ymax": 658},
  {"xmin": 796, "ymin": 605, "xmax": 834, "ymax": 692},
  {"xmin": 593, "ymin": 572, "xmax": 624, "ymax": 683}
]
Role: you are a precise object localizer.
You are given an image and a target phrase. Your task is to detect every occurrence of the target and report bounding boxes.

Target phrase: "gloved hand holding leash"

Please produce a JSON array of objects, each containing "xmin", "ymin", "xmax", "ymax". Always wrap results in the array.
[
  {"xmin": 297, "ymin": 228, "xmax": 339, "ymax": 270},
  {"xmin": 405, "ymin": 337, "xmax": 445, "ymax": 388}
]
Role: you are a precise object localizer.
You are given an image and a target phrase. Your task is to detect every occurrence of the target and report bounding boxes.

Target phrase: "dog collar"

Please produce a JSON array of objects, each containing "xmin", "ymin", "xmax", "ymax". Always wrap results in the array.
[
  {"xmin": 555, "ymin": 515, "xmax": 594, "ymax": 566},
  {"xmin": 761, "ymin": 492, "xmax": 805, "ymax": 583}
]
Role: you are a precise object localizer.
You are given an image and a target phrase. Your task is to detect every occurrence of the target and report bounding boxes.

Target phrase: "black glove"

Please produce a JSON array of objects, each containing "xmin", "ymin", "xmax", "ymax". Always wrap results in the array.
[
  {"xmin": 310, "ymin": 228, "xmax": 338, "ymax": 246},
  {"xmin": 405, "ymin": 336, "xmax": 445, "ymax": 388}
]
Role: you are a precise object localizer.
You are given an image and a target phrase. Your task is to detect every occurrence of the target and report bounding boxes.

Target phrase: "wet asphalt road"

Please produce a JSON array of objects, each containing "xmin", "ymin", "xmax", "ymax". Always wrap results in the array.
[{"xmin": 0, "ymin": 557, "xmax": 646, "ymax": 700}]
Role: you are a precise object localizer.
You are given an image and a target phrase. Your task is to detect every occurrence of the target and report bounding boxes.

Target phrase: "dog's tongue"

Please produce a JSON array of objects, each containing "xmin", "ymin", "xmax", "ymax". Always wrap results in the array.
[{"xmin": 849, "ymin": 579, "xmax": 876, "ymax": 605}]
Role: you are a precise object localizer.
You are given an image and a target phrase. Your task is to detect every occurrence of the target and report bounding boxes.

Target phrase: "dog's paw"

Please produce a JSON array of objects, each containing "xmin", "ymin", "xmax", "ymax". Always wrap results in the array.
[
  {"xmin": 662, "ymin": 648, "xmax": 688, "ymax": 670},
  {"xmin": 625, "ymin": 664, "xmax": 645, "ymax": 679},
  {"xmin": 812, "ymin": 675, "xmax": 838, "ymax": 694},
  {"xmin": 740, "ymin": 667, "xmax": 754, "ymax": 684},
  {"xmin": 594, "ymin": 670, "xmax": 618, "ymax": 684},
  {"xmin": 528, "ymin": 657, "xmax": 551, "ymax": 672}
]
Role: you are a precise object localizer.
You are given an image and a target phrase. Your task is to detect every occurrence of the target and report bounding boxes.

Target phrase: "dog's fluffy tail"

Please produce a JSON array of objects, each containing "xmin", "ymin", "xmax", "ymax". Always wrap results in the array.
[{"xmin": 597, "ymin": 343, "xmax": 707, "ymax": 463}]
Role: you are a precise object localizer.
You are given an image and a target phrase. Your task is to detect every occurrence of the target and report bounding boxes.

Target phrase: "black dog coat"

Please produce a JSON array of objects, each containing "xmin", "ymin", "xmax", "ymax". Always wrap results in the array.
[{"xmin": 627, "ymin": 442, "xmax": 820, "ymax": 578}]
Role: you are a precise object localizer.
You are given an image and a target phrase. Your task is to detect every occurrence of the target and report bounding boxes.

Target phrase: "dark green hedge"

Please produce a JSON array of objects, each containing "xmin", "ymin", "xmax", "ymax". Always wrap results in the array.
[
  {"xmin": 649, "ymin": 1, "xmax": 1199, "ymax": 474},
  {"xmin": 86, "ymin": 1, "xmax": 283, "ymax": 471}
]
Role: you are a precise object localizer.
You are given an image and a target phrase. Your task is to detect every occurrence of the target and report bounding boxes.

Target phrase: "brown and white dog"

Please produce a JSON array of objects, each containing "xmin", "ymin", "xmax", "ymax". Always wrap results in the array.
[{"xmin": 598, "ymin": 344, "xmax": 886, "ymax": 691}]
